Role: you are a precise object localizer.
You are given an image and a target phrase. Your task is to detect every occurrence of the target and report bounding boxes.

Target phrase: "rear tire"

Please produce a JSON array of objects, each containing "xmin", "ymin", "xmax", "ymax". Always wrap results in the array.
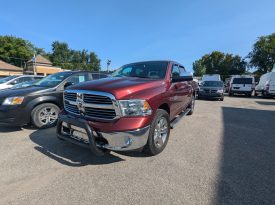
[
  {"xmin": 31, "ymin": 103, "xmax": 60, "ymax": 129},
  {"xmin": 143, "ymin": 109, "xmax": 170, "ymax": 156}
]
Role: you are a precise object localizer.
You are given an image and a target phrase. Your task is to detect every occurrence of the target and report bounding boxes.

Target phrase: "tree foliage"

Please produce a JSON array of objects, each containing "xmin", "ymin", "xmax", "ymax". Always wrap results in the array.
[
  {"xmin": 193, "ymin": 51, "xmax": 247, "ymax": 79},
  {"xmin": 248, "ymin": 33, "xmax": 275, "ymax": 74},
  {"xmin": 50, "ymin": 41, "xmax": 101, "ymax": 71},
  {"xmin": 0, "ymin": 35, "xmax": 43, "ymax": 67}
]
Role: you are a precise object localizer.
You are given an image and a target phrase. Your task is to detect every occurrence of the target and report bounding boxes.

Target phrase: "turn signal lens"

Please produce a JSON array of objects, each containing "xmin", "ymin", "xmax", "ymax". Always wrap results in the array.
[{"xmin": 2, "ymin": 97, "xmax": 24, "ymax": 105}]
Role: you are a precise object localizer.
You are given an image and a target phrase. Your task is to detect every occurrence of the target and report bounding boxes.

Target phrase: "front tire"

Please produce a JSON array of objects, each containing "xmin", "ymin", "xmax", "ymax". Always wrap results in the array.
[
  {"xmin": 31, "ymin": 103, "xmax": 60, "ymax": 129},
  {"xmin": 143, "ymin": 109, "xmax": 170, "ymax": 156}
]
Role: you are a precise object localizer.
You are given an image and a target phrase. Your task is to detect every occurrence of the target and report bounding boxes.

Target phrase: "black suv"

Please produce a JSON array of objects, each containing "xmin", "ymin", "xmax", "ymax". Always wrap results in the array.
[{"xmin": 0, "ymin": 71, "xmax": 108, "ymax": 128}]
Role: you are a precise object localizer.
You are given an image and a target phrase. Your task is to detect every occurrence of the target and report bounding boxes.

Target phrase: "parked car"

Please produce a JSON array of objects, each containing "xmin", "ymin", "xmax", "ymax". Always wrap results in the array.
[
  {"xmin": 198, "ymin": 80, "xmax": 224, "ymax": 101},
  {"xmin": 0, "ymin": 71, "xmax": 108, "ymax": 128},
  {"xmin": 229, "ymin": 75, "xmax": 255, "ymax": 97},
  {"xmin": 56, "ymin": 61, "xmax": 196, "ymax": 156},
  {"xmin": 255, "ymin": 72, "xmax": 275, "ymax": 97},
  {"xmin": 0, "ymin": 75, "xmax": 43, "ymax": 90}
]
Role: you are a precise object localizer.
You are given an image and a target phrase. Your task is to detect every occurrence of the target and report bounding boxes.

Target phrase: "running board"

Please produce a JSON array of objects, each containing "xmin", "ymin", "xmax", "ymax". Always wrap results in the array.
[{"xmin": 170, "ymin": 108, "xmax": 191, "ymax": 129}]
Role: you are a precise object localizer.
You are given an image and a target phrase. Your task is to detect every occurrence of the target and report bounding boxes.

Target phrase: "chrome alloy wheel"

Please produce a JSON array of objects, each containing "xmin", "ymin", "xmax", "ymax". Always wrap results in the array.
[
  {"xmin": 153, "ymin": 117, "xmax": 168, "ymax": 148},
  {"xmin": 38, "ymin": 107, "xmax": 58, "ymax": 125}
]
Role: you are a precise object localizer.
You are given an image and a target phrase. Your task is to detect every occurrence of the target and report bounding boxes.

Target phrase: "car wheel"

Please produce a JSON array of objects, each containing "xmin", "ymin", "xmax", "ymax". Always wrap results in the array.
[
  {"xmin": 143, "ymin": 109, "xmax": 170, "ymax": 156},
  {"xmin": 220, "ymin": 97, "xmax": 224, "ymax": 101},
  {"xmin": 187, "ymin": 94, "xmax": 195, "ymax": 115},
  {"xmin": 31, "ymin": 103, "xmax": 60, "ymax": 129},
  {"xmin": 229, "ymin": 92, "xmax": 232, "ymax": 96}
]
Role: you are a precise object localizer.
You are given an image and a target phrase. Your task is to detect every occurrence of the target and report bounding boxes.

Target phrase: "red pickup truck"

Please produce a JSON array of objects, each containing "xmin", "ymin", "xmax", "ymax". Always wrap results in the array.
[{"xmin": 57, "ymin": 61, "xmax": 196, "ymax": 156}]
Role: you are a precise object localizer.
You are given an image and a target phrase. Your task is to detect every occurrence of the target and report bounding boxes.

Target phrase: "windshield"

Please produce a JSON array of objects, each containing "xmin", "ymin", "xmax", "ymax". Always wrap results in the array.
[
  {"xmin": 112, "ymin": 61, "xmax": 168, "ymax": 79},
  {"xmin": 12, "ymin": 80, "xmax": 38, "ymax": 89},
  {"xmin": 201, "ymin": 81, "xmax": 224, "ymax": 87},
  {"xmin": 233, "ymin": 78, "xmax": 253, "ymax": 84},
  {"xmin": 33, "ymin": 72, "xmax": 73, "ymax": 87},
  {"xmin": 0, "ymin": 76, "xmax": 17, "ymax": 84}
]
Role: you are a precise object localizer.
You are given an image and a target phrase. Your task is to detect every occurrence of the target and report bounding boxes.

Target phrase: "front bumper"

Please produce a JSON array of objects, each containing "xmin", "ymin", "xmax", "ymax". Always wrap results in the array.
[
  {"xmin": 230, "ymin": 90, "xmax": 252, "ymax": 94},
  {"xmin": 0, "ymin": 105, "xmax": 30, "ymax": 126},
  {"xmin": 56, "ymin": 114, "xmax": 150, "ymax": 153},
  {"xmin": 198, "ymin": 92, "xmax": 223, "ymax": 98}
]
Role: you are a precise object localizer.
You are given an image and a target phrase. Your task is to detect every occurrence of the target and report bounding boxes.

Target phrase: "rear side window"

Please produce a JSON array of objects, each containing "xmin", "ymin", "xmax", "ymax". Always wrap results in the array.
[
  {"xmin": 92, "ymin": 73, "xmax": 100, "ymax": 79},
  {"xmin": 233, "ymin": 78, "xmax": 253, "ymax": 84}
]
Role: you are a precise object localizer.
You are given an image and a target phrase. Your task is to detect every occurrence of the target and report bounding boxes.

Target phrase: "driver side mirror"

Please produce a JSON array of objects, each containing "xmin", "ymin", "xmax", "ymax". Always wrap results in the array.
[
  {"xmin": 172, "ymin": 72, "xmax": 193, "ymax": 82},
  {"xmin": 64, "ymin": 82, "xmax": 74, "ymax": 88}
]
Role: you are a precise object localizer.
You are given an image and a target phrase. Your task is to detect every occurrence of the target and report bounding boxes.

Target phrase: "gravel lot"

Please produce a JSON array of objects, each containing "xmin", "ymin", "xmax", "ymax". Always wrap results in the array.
[{"xmin": 0, "ymin": 96, "xmax": 275, "ymax": 205}]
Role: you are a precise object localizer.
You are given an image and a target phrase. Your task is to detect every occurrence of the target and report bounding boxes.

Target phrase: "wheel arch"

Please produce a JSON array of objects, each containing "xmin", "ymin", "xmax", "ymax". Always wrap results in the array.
[{"xmin": 158, "ymin": 103, "xmax": 170, "ymax": 115}]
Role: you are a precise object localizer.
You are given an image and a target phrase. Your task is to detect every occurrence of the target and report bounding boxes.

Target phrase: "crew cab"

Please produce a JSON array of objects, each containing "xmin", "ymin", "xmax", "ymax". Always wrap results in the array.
[
  {"xmin": 57, "ymin": 61, "xmax": 196, "ymax": 156},
  {"xmin": 0, "ymin": 71, "xmax": 108, "ymax": 128}
]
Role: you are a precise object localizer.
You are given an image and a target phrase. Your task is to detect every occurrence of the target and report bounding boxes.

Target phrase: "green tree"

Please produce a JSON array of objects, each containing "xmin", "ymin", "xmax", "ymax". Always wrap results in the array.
[
  {"xmin": 193, "ymin": 59, "xmax": 206, "ymax": 76},
  {"xmin": 193, "ymin": 51, "xmax": 247, "ymax": 79},
  {"xmin": 50, "ymin": 41, "xmax": 101, "ymax": 71},
  {"xmin": 248, "ymin": 33, "xmax": 275, "ymax": 74},
  {"xmin": 0, "ymin": 35, "xmax": 43, "ymax": 67}
]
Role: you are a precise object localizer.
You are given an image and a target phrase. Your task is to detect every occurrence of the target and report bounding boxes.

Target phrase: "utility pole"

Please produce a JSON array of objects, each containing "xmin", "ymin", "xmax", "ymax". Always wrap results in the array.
[
  {"xmin": 107, "ymin": 60, "xmax": 111, "ymax": 73},
  {"xmin": 33, "ymin": 54, "xmax": 37, "ymax": 75}
]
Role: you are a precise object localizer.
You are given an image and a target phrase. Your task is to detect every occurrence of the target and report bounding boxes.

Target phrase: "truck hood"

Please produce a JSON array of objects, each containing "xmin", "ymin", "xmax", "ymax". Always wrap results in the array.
[
  {"xmin": 0, "ymin": 86, "xmax": 54, "ymax": 98},
  {"xmin": 68, "ymin": 77, "xmax": 165, "ymax": 99}
]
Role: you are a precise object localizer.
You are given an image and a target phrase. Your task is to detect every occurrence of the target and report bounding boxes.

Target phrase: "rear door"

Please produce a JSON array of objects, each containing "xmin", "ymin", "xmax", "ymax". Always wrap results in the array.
[
  {"xmin": 232, "ymin": 78, "xmax": 253, "ymax": 92},
  {"xmin": 170, "ymin": 64, "xmax": 183, "ymax": 116},
  {"xmin": 179, "ymin": 66, "xmax": 192, "ymax": 107}
]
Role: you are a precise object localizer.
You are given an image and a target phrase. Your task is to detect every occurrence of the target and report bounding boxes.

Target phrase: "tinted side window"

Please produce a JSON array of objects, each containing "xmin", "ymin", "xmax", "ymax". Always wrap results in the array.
[
  {"xmin": 171, "ymin": 65, "xmax": 180, "ymax": 78},
  {"xmin": 92, "ymin": 73, "xmax": 100, "ymax": 79},
  {"xmin": 22, "ymin": 77, "xmax": 33, "ymax": 82},
  {"xmin": 9, "ymin": 77, "xmax": 24, "ymax": 84},
  {"xmin": 100, "ymin": 74, "xmax": 108, "ymax": 78}
]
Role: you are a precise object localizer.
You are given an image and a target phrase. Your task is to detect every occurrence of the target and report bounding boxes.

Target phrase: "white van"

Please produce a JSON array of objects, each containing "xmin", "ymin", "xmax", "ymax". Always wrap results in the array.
[
  {"xmin": 229, "ymin": 75, "xmax": 255, "ymax": 97},
  {"xmin": 0, "ymin": 75, "xmax": 43, "ymax": 90},
  {"xmin": 202, "ymin": 74, "xmax": 221, "ymax": 81},
  {"xmin": 255, "ymin": 72, "xmax": 275, "ymax": 97}
]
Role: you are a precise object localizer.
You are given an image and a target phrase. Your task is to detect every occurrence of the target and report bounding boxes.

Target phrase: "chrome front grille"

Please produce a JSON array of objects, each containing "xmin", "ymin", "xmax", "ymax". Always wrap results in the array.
[
  {"xmin": 64, "ymin": 90, "xmax": 119, "ymax": 121},
  {"xmin": 204, "ymin": 89, "xmax": 217, "ymax": 94}
]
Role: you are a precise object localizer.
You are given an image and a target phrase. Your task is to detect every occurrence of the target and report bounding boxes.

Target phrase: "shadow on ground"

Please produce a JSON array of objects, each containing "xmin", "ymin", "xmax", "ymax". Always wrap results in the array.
[
  {"xmin": 255, "ymin": 101, "xmax": 275, "ymax": 106},
  {"xmin": 29, "ymin": 128, "xmax": 124, "ymax": 166},
  {"xmin": 215, "ymin": 107, "xmax": 275, "ymax": 204}
]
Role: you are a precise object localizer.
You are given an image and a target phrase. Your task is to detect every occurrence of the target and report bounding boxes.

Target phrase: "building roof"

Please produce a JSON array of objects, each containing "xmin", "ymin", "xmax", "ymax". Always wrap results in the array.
[
  {"xmin": 0, "ymin": 59, "xmax": 23, "ymax": 71},
  {"xmin": 28, "ymin": 55, "xmax": 52, "ymax": 65}
]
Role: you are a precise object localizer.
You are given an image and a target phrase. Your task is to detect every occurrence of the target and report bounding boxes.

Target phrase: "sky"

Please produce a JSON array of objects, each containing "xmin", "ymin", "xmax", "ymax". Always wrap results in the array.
[{"xmin": 0, "ymin": 0, "xmax": 275, "ymax": 72}]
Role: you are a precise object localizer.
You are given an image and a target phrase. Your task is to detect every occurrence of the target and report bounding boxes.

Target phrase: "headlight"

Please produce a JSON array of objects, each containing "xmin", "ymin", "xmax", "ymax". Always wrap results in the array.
[
  {"xmin": 119, "ymin": 99, "xmax": 152, "ymax": 116},
  {"xmin": 217, "ymin": 89, "xmax": 224, "ymax": 93},
  {"xmin": 2, "ymin": 97, "xmax": 24, "ymax": 105}
]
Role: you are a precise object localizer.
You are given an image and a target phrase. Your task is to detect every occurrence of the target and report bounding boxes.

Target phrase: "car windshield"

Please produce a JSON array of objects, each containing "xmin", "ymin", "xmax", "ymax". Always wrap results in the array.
[
  {"xmin": 0, "ymin": 76, "xmax": 17, "ymax": 84},
  {"xmin": 111, "ymin": 61, "xmax": 168, "ymax": 79},
  {"xmin": 201, "ymin": 81, "xmax": 223, "ymax": 87},
  {"xmin": 233, "ymin": 78, "xmax": 253, "ymax": 84},
  {"xmin": 12, "ymin": 80, "xmax": 38, "ymax": 89},
  {"xmin": 33, "ymin": 72, "xmax": 73, "ymax": 87}
]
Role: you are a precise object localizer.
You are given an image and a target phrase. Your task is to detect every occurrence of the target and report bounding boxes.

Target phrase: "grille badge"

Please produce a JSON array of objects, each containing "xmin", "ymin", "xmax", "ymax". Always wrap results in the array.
[{"xmin": 76, "ymin": 93, "xmax": 85, "ymax": 115}]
